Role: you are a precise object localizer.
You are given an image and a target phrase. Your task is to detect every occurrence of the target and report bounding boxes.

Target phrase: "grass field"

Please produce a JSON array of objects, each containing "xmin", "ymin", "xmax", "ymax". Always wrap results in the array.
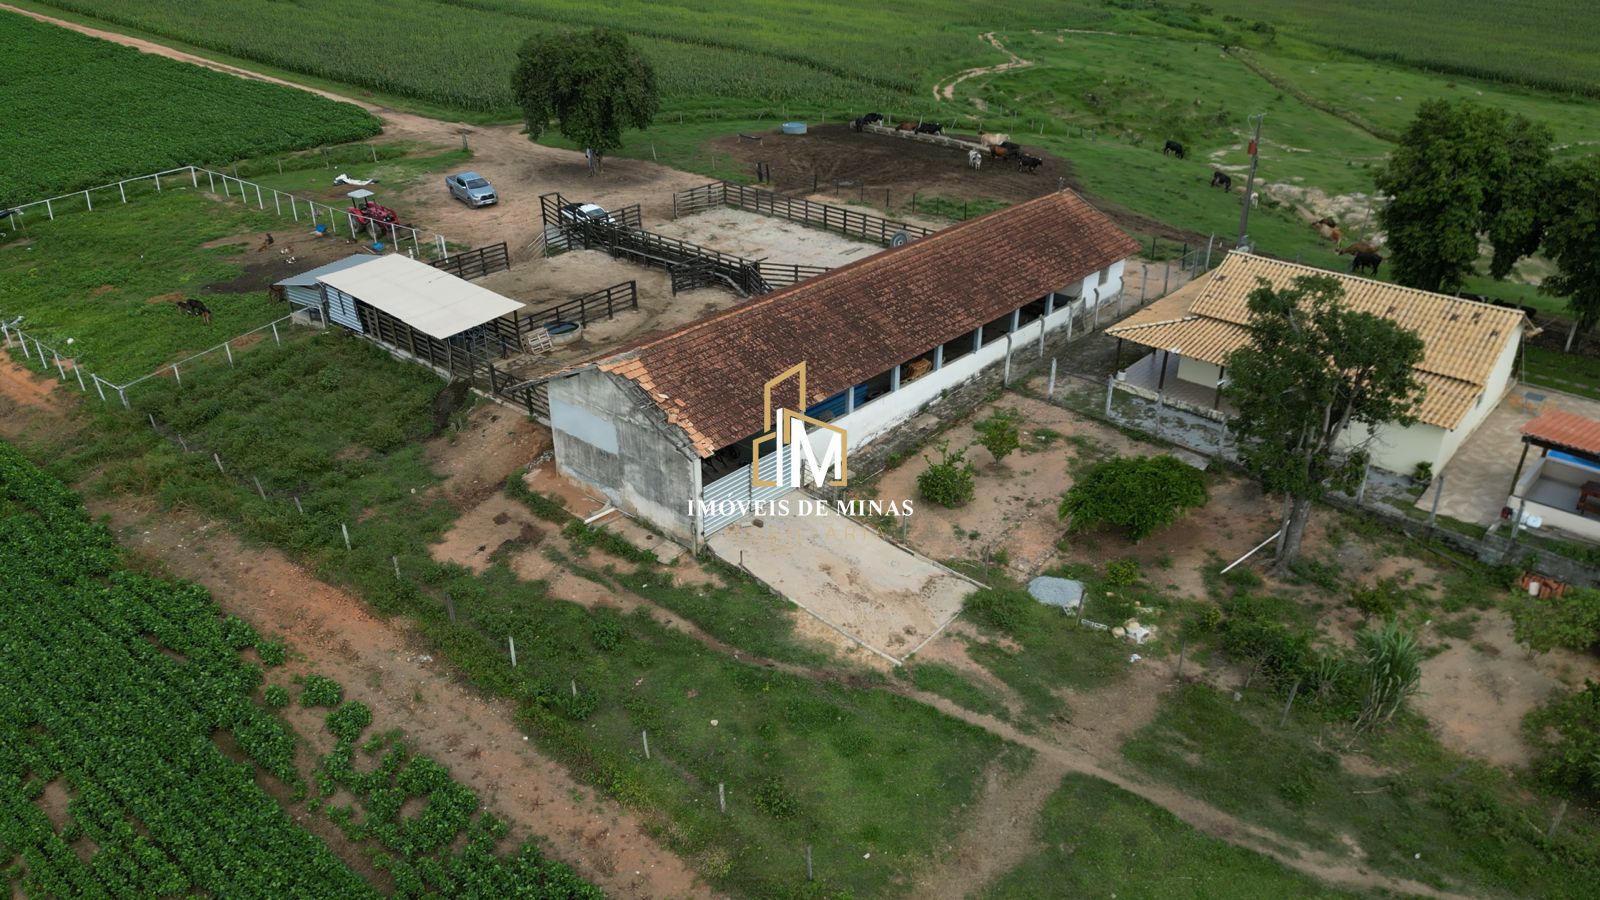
[
  {"xmin": 0, "ymin": 190, "xmax": 288, "ymax": 383},
  {"xmin": 981, "ymin": 774, "xmax": 1353, "ymax": 899},
  {"xmin": 0, "ymin": 10, "xmax": 377, "ymax": 206},
  {"xmin": 1123, "ymin": 682, "xmax": 1600, "ymax": 897}
]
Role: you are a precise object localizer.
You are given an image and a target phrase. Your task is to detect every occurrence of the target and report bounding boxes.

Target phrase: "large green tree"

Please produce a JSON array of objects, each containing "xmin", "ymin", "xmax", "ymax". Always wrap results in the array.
[
  {"xmin": 1376, "ymin": 99, "xmax": 1551, "ymax": 292},
  {"xmin": 1224, "ymin": 275, "xmax": 1424, "ymax": 574},
  {"xmin": 1541, "ymin": 156, "xmax": 1600, "ymax": 350},
  {"xmin": 510, "ymin": 29, "xmax": 659, "ymax": 171}
]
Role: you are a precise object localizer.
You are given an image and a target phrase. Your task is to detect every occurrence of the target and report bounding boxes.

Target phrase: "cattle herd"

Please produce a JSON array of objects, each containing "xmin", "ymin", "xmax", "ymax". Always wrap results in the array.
[{"xmin": 851, "ymin": 112, "xmax": 1043, "ymax": 173}]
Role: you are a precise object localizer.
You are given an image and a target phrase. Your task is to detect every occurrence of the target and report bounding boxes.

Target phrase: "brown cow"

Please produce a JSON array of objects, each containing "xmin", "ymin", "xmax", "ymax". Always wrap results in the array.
[{"xmin": 896, "ymin": 121, "xmax": 916, "ymax": 132}]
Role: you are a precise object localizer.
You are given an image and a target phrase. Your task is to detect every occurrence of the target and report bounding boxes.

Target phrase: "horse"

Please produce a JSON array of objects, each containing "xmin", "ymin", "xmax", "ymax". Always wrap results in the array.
[
  {"xmin": 177, "ymin": 298, "xmax": 213, "ymax": 323},
  {"xmin": 1350, "ymin": 251, "xmax": 1383, "ymax": 276},
  {"xmin": 914, "ymin": 122, "xmax": 944, "ymax": 136},
  {"xmin": 1017, "ymin": 155, "xmax": 1043, "ymax": 174},
  {"xmin": 1210, "ymin": 171, "xmax": 1232, "ymax": 191},
  {"xmin": 967, "ymin": 149, "xmax": 982, "ymax": 170},
  {"xmin": 1163, "ymin": 140, "xmax": 1185, "ymax": 159}
]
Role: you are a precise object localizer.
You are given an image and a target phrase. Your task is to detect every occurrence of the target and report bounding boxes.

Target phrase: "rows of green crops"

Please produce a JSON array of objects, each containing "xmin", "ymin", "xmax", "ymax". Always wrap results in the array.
[
  {"xmin": 1199, "ymin": 0, "xmax": 1600, "ymax": 99},
  {"xmin": 0, "ymin": 10, "xmax": 378, "ymax": 206},
  {"xmin": 0, "ymin": 440, "xmax": 371, "ymax": 896},
  {"xmin": 0, "ymin": 442, "xmax": 603, "ymax": 897},
  {"xmin": 20, "ymin": 0, "xmax": 1106, "ymax": 116}
]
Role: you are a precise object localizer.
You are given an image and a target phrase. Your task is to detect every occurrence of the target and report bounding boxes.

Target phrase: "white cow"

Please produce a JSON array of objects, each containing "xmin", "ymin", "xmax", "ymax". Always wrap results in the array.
[{"xmin": 967, "ymin": 149, "xmax": 983, "ymax": 170}]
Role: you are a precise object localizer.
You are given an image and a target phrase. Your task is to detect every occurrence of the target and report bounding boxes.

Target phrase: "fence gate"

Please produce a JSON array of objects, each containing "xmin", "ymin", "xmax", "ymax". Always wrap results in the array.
[{"xmin": 700, "ymin": 442, "xmax": 793, "ymax": 537}]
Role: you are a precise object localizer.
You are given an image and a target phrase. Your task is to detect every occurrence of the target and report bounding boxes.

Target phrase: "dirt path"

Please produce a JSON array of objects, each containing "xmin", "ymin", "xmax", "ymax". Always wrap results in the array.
[
  {"xmin": 911, "ymin": 755, "xmax": 1067, "ymax": 898},
  {"xmin": 0, "ymin": 362, "xmax": 713, "ymax": 899},
  {"xmin": 934, "ymin": 32, "xmax": 1034, "ymax": 101}
]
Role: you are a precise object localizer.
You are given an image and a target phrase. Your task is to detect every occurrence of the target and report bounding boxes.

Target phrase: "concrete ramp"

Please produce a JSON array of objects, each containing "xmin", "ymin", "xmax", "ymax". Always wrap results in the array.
[{"xmin": 708, "ymin": 508, "xmax": 974, "ymax": 664}]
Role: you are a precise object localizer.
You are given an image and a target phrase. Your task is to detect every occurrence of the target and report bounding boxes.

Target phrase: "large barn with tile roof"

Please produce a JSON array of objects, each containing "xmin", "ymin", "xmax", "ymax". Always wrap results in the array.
[{"xmin": 542, "ymin": 189, "xmax": 1139, "ymax": 544}]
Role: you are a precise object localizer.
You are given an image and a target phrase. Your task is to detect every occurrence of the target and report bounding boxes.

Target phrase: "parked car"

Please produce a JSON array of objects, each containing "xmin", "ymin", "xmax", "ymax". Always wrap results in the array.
[
  {"xmin": 557, "ymin": 201, "xmax": 613, "ymax": 225},
  {"xmin": 445, "ymin": 172, "xmax": 497, "ymax": 207}
]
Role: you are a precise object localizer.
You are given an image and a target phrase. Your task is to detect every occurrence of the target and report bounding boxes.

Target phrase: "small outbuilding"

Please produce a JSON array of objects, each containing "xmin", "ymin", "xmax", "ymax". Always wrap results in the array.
[{"xmin": 272, "ymin": 253, "xmax": 381, "ymax": 322}]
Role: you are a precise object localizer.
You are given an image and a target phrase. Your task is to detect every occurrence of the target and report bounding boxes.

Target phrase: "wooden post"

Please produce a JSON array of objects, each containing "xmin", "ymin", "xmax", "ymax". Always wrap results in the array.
[
  {"xmin": 1047, "ymin": 359, "xmax": 1057, "ymax": 399},
  {"xmin": 718, "ymin": 783, "xmax": 726, "ymax": 813},
  {"xmin": 805, "ymin": 846, "xmax": 813, "ymax": 881},
  {"xmin": 392, "ymin": 555, "xmax": 401, "ymax": 579},
  {"xmin": 445, "ymin": 592, "xmax": 457, "ymax": 623},
  {"xmin": 1426, "ymin": 473, "xmax": 1446, "ymax": 529}
]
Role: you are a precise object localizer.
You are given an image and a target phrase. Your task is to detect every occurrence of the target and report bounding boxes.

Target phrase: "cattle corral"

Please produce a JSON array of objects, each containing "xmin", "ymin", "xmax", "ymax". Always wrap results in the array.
[{"xmin": 708, "ymin": 123, "xmax": 1210, "ymax": 244}]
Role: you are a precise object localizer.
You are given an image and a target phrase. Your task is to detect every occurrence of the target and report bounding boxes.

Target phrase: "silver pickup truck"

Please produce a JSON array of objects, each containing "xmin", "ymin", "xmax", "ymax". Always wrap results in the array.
[{"xmin": 445, "ymin": 172, "xmax": 497, "ymax": 207}]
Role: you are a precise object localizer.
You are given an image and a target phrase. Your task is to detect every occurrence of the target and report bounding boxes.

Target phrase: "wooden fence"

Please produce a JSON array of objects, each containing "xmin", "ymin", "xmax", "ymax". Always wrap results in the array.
[
  {"xmin": 429, "ymin": 242, "xmax": 509, "ymax": 281},
  {"xmin": 518, "ymin": 281, "xmax": 638, "ymax": 329},
  {"xmin": 672, "ymin": 181, "xmax": 933, "ymax": 247}
]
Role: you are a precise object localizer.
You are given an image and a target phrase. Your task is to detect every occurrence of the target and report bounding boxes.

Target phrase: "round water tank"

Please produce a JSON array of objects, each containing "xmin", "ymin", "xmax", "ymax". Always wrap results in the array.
[{"xmin": 781, "ymin": 122, "xmax": 807, "ymax": 135}]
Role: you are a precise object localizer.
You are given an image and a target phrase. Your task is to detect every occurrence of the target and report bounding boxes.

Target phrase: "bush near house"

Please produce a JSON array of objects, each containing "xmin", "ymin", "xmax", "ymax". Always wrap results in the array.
[{"xmin": 1059, "ymin": 454, "xmax": 1207, "ymax": 541}]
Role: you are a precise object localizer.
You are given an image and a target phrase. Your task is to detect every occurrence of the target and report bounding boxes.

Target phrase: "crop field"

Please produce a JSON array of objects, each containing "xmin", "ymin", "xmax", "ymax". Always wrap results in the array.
[
  {"xmin": 0, "ymin": 440, "xmax": 369, "ymax": 896},
  {"xmin": 18, "ymin": 0, "xmax": 1106, "ymax": 116},
  {"xmin": 0, "ymin": 11, "xmax": 378, "ymax": 206},
  {"xmin": 1199, "ymin": 0, "xmax": 1600, "ymax": 99}
]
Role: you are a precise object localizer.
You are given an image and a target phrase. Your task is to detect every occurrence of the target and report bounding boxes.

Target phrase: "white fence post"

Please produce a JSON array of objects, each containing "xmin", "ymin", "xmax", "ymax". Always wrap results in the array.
[
  {"xmin": 224, "ymin": 342, "xmax": 234, "ymax": 367},
  {"xmin": 155, "ymin": 173, "xmax": 162, "ymax": 192},
  {"xmin": 119, "ymin": 182, "xmax": 127, "ymax": 204},
  {"xmin": 91, "ymin": 374, "xmax": 106, "ymax": 402},
  {"xmin": 171, "ymin": 364, "xmax": 181, "ymax": 386},
  {"xmin": 255, "ymin": 184, "xmax": 264, "ymax": 209},
  {"xmin": 44, "ymin": 199, "xmax": 52, "ymax": 220},
  {"xmin": 83, "ymin": 191, "xmax": 92, "ymax": 212}
]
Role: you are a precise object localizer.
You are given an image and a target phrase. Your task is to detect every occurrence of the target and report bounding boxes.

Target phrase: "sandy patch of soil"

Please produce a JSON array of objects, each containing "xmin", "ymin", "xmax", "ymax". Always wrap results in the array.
[
  {"xmin": 424, "ymin": 401, "xmax": 549, "ymax": 507},
  {"xmin": 1414, "ymin": 608, "xmax": 1600, "ymax": 768},
  {"xmin": 650, "ymin": 208, "xmax": 883, "ymax": 268}
]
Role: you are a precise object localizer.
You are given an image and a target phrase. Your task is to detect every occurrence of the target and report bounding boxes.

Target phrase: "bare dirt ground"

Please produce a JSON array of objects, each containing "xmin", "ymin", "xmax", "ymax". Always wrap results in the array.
[
  {"xmin": 650, "ymin": 208, "xmax": 884, "ymax": 268},
  {"xmin": 706, "ymin": 512, "xmax": 974, "ymax": 664},
  {"xmin": 1415, "ymin": 608, "xmax": 1600, "ymax": 768},
  {"xmin": 870, "ymin": 393, "xmax": 1277, "ymax": 592}
]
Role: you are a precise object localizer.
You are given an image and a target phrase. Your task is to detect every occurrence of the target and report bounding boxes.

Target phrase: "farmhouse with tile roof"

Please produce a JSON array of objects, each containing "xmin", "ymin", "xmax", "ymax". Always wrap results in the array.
[
  {"xmin": 543, "ymin": 190, "xmax": 1139, "ymax": 544},
  {"xmin": 1104, "ymin": 252, "xmax": 1534, "ymax": 474}
]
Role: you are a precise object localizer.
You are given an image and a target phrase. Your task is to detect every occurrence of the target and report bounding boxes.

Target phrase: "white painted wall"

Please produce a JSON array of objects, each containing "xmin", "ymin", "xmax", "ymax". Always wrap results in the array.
[{"xmin": 1176, "ymin": 357, "xmax": 1220, "ymax": 386}]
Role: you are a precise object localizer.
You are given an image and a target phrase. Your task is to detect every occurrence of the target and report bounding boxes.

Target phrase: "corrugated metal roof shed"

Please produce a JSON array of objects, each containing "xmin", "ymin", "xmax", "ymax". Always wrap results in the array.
[
  {"xmin": 272, "ymin": 253, "xmax": 381, "ymax": 288},
  {"xmin": 315, "ymin": 254, "xmax": 522, "ymax": 340}
]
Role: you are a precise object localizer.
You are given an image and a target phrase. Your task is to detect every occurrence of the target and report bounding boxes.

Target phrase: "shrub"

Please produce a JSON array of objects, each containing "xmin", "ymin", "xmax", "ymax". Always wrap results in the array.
[
  {"xmin": 964, "ymin": 585, "xmax": 1031, "ymax": 634},
  {"xmin": 221, "ymin": 615, "xmax": 259, "ymax": 650},
  {"xmin": 753, "ymin": 776, "xmax": 799, "ymax": 819},
  {"xmin": 1104, "ymin": 558, "xmax": 1141, "ymax": 589},
  {"xmin": 917, "ymin": 443, "xmax": 976, "ymax": 508},
  {"xmin": 256, "ymin": 639, "xmax": 287, "ymax": 667},
  {"xmin": 975, "ymin": 413, "xmax": 1021, "ymax": 463},
  {"xmin": 264, "ymin": 685, "xmax": 290, "ymax": 709},
  {"xmin": 590, "ymin": 613, "xmax": 625, "ymax": 652},
  {"xmin": 1524, "ymin": 681, "xmax": 1600, "ymax": 800},
  {"xmin": 1353, "ymin": 620, "xmax": 1421, "ymax": 732},
  {"xmin": 1412, "ymin": 461, "xmax": 1434, "ymax": 483},
  {"xmin": 1508, "ymin": 586, "xmax": 1600, "ymax": 653},
  {"xmin": 1348, "ymin": 583, "xmax": 1397, "ymax": 622},
  {"xmin": 301, "ymin": 674, "xmax": 344, "ymax": 708},
  {"xmin": 326, "ymin": 701, "xmax": 373, "ymax": 743},
  {"xmin": 1059, "ymin": 455, "xmax": 1207, "ymax": 541}
]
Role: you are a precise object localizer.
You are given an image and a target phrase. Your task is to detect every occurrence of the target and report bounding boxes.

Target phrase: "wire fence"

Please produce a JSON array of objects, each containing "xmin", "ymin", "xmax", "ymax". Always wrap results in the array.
[{"xmin": 3, "ymin": 165, "xmax": 453, "ymax": 259}]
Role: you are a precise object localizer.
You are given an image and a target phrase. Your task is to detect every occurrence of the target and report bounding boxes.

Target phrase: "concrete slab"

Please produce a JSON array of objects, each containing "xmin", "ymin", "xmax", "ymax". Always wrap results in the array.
[
  {"xmin": 1419, "ymin": 388, "xmax": 1600, "ymax": 526},
  {"xmin": 707, "ymin": 508, "xmax": 974, "ymax": 664}
]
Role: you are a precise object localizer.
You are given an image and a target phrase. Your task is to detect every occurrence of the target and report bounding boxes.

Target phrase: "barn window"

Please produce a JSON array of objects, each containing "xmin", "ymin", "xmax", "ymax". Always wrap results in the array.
[
  {"xmin": 1016, "ymin": 297, "xmax": 1049, "ymax": 328},
  {"xmin": 981, "ymin": 312, "xmax": 1013, "ymax": 344},
  {"xmin": 942, "ymin": 328, "xmax": 978, "ymax": 366}
]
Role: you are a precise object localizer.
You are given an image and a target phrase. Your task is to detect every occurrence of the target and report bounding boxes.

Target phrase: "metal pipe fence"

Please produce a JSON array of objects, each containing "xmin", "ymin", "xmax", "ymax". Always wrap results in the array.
[{"xmin": 3, "ymin": 165, "xmax": 453, "ymax": 260}]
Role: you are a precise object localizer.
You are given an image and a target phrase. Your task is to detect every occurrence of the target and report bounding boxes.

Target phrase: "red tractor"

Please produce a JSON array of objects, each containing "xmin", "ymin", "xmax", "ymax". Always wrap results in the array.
[{"xmin": 344, "ymin": 190, "xmax": 407, "ymax": 239}]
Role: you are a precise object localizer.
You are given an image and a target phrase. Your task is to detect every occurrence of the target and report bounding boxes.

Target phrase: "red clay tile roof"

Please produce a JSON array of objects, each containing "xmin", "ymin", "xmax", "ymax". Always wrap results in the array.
[
  {"xmin": 1523, "ymin": 409, "xmax": 1600, "ymax": 457},
  {"xmin": 588, "ymin": 190, "xmax": 1138, "ymax": 457}
]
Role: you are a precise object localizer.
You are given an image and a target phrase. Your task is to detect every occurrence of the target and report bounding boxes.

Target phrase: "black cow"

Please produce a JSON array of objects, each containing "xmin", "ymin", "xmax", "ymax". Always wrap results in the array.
[
  {"xmin": 1163, "ymin": 139, "xmax": 1186, "ymax": 159},
  {"xmin": 852, "ymin": 112, "xmax": 885, "ymax": 132},
  {"xmin": 1350, "ymin": 251, "xmax": 1383, "ymax": 276},
  {"xmin": 1017, "ymin": 154, "xmax": 1043, "ymax": 173},
  {"xmin": 915, "ymin": 122, "xmax": 944, "ymax": 136},
  {"xmin": 176, "ymin": 298, "xmax": 213, "ymax": 323},
  {"xmin": 1210, "ymin": 171, "xmax": 1232, "ymax": 191}
]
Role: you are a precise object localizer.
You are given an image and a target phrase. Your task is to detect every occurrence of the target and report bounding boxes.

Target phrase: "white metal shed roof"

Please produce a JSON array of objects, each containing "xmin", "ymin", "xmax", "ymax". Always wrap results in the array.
[
  {"xmin": 273, "ymin": 253, "xmax": 381, "ymax": 288},
  {"xmin": 315, "ymin": 254, "xmax": 522, "ymax": 340}
]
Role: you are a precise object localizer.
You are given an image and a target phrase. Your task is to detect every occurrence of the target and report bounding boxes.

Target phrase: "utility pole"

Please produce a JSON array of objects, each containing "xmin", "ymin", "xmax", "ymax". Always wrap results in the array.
[{"xmin": 1236, "ymin": 113, "xmax": 1265, "ymax": 249}]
